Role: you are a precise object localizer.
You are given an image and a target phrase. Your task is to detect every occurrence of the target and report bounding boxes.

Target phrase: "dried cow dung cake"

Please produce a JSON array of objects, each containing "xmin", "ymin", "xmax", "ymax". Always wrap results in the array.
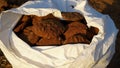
[
  {"xmin": 13, "ymin": 15, "xmax": 32, "ymax": 33},
  {"xmin": 32, "ymin": 14, "xmax": 66, "ymax": 39},
  {"xmin": 61, "ymin": 12, "xmax": 84, "ymax": 21},
  {"xmin": 18, "ymin": 26, "xmax": 40, "ymax": 45},
  {"xmin": 64, "ymin": 21, "xmax": 88, "ymax": 39},
  {"xmin": 32, "ymin": 13, "xmax": 60, "ymax": 25},
  {"xmin": 64, "ymin": 34, "xmax": 90, "ymax": 44},
  {"xmin": 36, "ymin": 37, "xmax": 63, "ymax": 46},
  {"xmin": 89, "ymin": 26, "xmax": 99, "ymax": 35},
  {"xmin": 13, "ymin": 12, "xmax": 99, "ymax": 46},
  {"xmin": 86, "ymin": 26, "xmax": 99, "ymax": 40}
]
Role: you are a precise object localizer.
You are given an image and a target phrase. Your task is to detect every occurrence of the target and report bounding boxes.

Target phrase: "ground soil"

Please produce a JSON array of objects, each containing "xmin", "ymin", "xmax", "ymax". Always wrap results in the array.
[{"xmin": 0, "ymin": 0, "xmax": 120, "ymax": 68}]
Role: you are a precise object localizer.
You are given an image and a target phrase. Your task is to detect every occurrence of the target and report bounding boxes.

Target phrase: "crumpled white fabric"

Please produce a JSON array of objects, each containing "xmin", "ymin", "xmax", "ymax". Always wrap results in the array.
[{"xmin": 0, "ymin": 0, "xmax": 118, "ymax": 68}]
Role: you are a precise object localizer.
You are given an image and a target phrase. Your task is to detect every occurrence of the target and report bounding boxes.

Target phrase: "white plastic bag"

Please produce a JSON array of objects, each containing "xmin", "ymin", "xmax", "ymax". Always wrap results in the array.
[{"xmin": 0, "ymin": 0, "xmax": 118, "ymax": 68}]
